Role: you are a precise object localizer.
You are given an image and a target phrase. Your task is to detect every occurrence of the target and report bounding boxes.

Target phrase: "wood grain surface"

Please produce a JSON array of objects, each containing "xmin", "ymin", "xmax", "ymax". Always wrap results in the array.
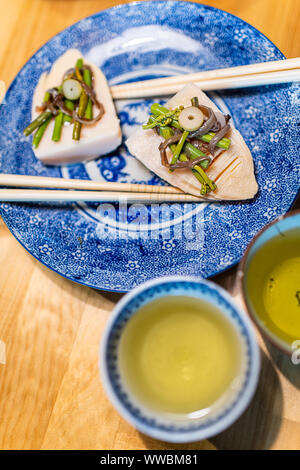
[{"xmin": 0, "ymin": 0, "xmax": 299, "ymax": 450}]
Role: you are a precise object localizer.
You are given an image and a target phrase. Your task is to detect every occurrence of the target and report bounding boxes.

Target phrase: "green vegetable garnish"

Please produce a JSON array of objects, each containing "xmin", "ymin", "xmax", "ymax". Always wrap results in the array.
[
  {"xmin": 171, "ymin": 130, "xmax": 189, "ymax": 165},
  {"xmin": 156, "ymin": 121, "xmax": 216, "ymax": 196},
  {"xmin": 32, "ymin": 115, "xmax": 51, "ymax": 148},
  {"xmin": 23, "ymin": 111, "xmax": 52, "ymax": 136},
  {"xmin": 24, "ymin": 56, "xmax": 102, "ymax": 146},
  {"xmin": 72, "ymin": 62, "xmax": 89, "ymax": 141},
  {"xmin": 63, "ymin": 99, "xmax": 75, "ymax": 123},
  {"xmin": 150, "ymin": 103, "xmax": 230, "ymax": 150},
  {"xmin": 75, "ymin": 58, "xmax": 83, "ymax": 69},
  {"xmin": 83, "ymin": 68, "xmax": 93, "ymax": 120},
  {"xmin": 52, "ymin": 111, "xmax": 64, "ymax": 142}
]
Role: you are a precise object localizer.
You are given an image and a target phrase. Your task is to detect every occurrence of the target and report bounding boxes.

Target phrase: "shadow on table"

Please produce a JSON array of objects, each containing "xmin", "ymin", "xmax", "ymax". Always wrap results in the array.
[
  {"xmin": 138, "ymin": 348, "xmax": 282, "ymax": 450},
  {"xmin": 99, "ymin": 289, "xmax": 124, "ymax": 304},
  {"xmin": 210, "ymin": 348, "xmax": 282, "ymax": 450},
  {"xmin": 35, "ymin": 256, "xmax": 124, "ymax": 311}
]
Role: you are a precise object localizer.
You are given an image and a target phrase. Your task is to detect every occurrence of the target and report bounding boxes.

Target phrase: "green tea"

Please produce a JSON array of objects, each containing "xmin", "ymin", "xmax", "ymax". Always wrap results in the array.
[
  {"xmin": 246, "ymin": 228, "xmax": 300, "ymax": 344},
  {"xmin": 118, "ymin": 295, "xmax": 242, "ymax": 416}
]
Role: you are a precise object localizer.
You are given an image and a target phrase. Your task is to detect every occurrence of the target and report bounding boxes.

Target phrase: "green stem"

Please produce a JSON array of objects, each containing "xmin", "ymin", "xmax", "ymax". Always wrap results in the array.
[
  {"xmin": 26, "ymin": 91, "xmax": 53, "ymax": 145},
  {"xmin": 200, "ymin": 132, "xmax": 230, "ymax": 148},
  {"xmin": 150, "ymin": 103, "xmax": 172, "ymax": 117},
  {"xmin": 142, "ymin": 120, "xmax": 160, "ymax": 130},
  {"xmin": 171, "ymin": 130, "xmax": 189, "ymax": 164},
  {"xmin": 23, "ymin": 111, "xmax": 52, "ymax": 136},
  {"xmin": 43, "ymin": 91, "xmax": 51, "ymax": 103},
  {"xmin": 150, "ymin": 103, "xmax": 230, "ymax": 150},
  {"xmin": 73, "ymin": 61, "xmax": 88, "ymax": 141},
  {"xmin": 183, "ymin": 143, "xmax": 211, "ymax": 169},
  {"xmin": 63, "ymin": 99, "xmax": 75, "ymax": 123},
  {"xmin": 72, "ymin": 121, "xmax": 81, "ymax": 141},
  {"xmin": 185, "ymin": 142, "xmax": 206, "ymax": 159},
  {"xmin": 32, "ymin": 116, "xmax": 51, "ymax": 148},
  {"xmin": 158, "ymin": 125, "xmax": 187, "ymax": 159},
  {"xmin": 191, "ymin": 96, "xmax": 199, "ymax": 107},
  {"xmin": 193, "ymin": 164, "xmax": 216, "ymax": 191},
  {"xmin": 158, "ymin": 125, "xmax": 173, "ymax": 140},
  {"xmin": 52, "ymin": 111, "xmax": 63, "ymax": 142},
  {"xmin": 151, "ymin": 117, "xmax": 207, "ymax": 169},
  {"xmin": 158, "ymin": 124, "xmax": 215, "ymax": 195},
  {"xmin": 83, "ymin": 68, "xmax": 93, "ymax": 120},
  {"xmin": 76, "ymin": 58, "xmax": 83, "ymax": 69},
  {"xmin": 149, "ymin": 103, "xmax": 182, "ymax": 129},
  {"xmin": 191, "ymin": 169, "xmax": 209, "ymax": 195}
]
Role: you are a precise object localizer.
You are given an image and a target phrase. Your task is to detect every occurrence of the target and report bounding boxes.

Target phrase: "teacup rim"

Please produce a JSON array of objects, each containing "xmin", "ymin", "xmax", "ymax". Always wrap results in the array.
[
  {"xmin": 238, "ymin": 208, "xmax": 300, "ymax": 356},
  {"xmin": 99, "ymin": 275, "xmax": 260, "ymax": 443}
]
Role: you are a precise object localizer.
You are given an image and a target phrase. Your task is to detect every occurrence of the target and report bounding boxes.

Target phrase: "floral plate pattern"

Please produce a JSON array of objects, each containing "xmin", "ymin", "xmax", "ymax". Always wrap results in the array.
[{"xmin": 0, "ymin": 1, "xmax": 299, "ymax": 292}]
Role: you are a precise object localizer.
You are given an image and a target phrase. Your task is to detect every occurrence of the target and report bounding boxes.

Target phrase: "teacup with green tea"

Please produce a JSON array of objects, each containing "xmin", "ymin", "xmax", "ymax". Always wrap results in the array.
[
  {"xmin": 100, "ymin": 277, "xmax": 260, "ymax": 443},
  {"xmin": 241, "ymin": 210, "xmax": 300, "ymax": 355}
]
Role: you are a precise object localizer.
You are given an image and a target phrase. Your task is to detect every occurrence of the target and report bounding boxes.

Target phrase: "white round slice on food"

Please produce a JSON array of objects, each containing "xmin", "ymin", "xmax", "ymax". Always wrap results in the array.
[
  {"xmin": 178, "ymin": 106, "xmax": 204, "ymax": 131},
  {"xmin": 62, "ymin": 79, "xmax": 82, "ymax": 101},
  {"xmin": 31, "ymin": 49, "xmax": 122, "ymax": 165}
]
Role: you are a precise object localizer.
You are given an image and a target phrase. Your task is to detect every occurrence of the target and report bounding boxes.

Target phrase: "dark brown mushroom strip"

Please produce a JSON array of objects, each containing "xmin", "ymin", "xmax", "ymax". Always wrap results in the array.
[
  {"xmin": 37, "ymin": 88, "xmax": 65, "ymax": 115},
  {"xmin": 35, "ymin": 105, "xmax": 47, "ymax": 113},
  {"xmin": 159, "ymin": 145, "xmax": 169, "ymax": 167},
  {"xmin": 158, "ymin": 134, "xmax": 182, "ymax": 168},
  {"xmin": 53, "ymin": 95, "xmax": 74, "ymax": 116},
  {"xmin": 36, "ymin": 88, "xmax": 62, "ymax": 114},
  {"xmin": 70, "ymin": 77, "xmax": 105, "ymax": 124},
  {"xmin": 77, "ymin": 79, "xmax": 97, "ymax": 103},
  {"xmin": 47, "ymin": 87, "xmax": 61, "ymax": 98},
  {"xmin": 72, "ymin": 102, "xmax": 105, "ymax": 125},
  {"xmin": 44, "ymin": 100, "xmax": 59, "ymax": 116},
  {"xmin": 172, "ymin": 127, "xmax": 184, "ymax": 136},
  {"xmin": 170, "ymin": 156, "xmax": 211, "ymax": 170},
  {"xmin": 187, "ymin": 138, "xmax": 210, "ymax": 154},
  {"xmin": 63, "ymin": 68, "xmax": 76, "ymax": 80},
  {"xmin": 158, "ymin": 132, "xmax": 182, "ymax": 168},
  {"xmin": 188, "ymin": 105, "xmax": 217, "ymax": 138},
  {"xmin": 208, "ymin": 123, "xmax": 231, "ymax": 155},
  {"xmin": 160, "ymin": 134, "xmax": 182, "ymax": 149},
  {"xmin": 211, "ymin": 112, "xmax": 231, "ymax": 132}
]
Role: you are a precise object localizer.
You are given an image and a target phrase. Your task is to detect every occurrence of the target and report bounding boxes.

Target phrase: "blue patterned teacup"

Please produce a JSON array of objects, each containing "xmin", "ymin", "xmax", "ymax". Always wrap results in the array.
[{"xmin": 100, "ymin": 276, "xmax": 260, "ymax": 443}]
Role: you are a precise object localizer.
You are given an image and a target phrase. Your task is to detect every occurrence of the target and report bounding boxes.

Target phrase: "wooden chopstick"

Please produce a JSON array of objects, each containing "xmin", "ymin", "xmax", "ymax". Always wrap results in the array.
[
  {"xmin": 111, "ymin": 57, "xmax": 300, "ymax": 99},
  {"xmin": 0, "ymin": 189, "xmax": 206, "ymax": 203},
  {"xmin": 0, "ymin": 174, "xmax": 207, "ymax": 202},
  {"xmin": 0, "ymin": 174, "xmax": 183, "ymax": 194},
  {"xmin": 114, "ymin": 69, "xmax": 300, "ymax": 98},
  {"xmin": 0, "ymin": 80, "xmax": 5, "ymax": 104}
]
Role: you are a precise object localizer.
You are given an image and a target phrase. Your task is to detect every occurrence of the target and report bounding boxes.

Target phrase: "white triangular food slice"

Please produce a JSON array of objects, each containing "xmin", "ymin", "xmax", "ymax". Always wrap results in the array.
[
  {"xmin": 126, "ymin": 83, "xmax": 258, "ymax": 200},
  {"xmin": 32, "ymin": 49, "xmax": 121, "ymax": 165}
]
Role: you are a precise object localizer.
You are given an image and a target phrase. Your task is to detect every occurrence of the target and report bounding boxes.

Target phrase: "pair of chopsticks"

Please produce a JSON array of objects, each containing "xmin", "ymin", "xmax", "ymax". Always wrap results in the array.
[
  {"xmin": 2, "ymin": 59, "xmax": 299, "ymax": 203},
  {"xmin": 110, "ymin": 57, "xmax": 300, "ymax": 99},
  {"xmin": 0, "ymin": 174, "xmax": 205, "ymax": 203}
]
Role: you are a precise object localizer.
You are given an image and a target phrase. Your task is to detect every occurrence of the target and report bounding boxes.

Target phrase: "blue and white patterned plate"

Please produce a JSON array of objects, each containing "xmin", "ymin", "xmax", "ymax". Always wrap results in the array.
[{"xmin": 0, "ymin": 1, "xmax": 299, "ymax": 292}]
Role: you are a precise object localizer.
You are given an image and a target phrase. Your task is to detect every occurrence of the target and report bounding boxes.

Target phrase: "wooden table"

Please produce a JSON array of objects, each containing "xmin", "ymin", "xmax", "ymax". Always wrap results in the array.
[{"xmin": 0, "ymin": 0, "xmax": 299, "ymax": 450}]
